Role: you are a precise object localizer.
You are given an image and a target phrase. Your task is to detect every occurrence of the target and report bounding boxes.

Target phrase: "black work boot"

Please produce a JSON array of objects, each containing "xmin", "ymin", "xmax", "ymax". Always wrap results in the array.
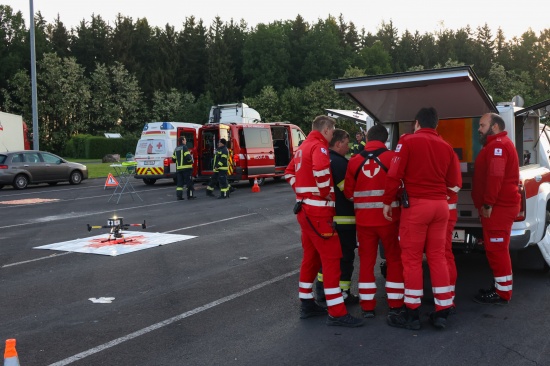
[
  {"xmin": 300, "ymin": 299, "xmax": 327, "ymax": 319},
  {"xmin": 387, "ymin": 307, "xmax": 421, "ymax": 330},
  {"xmin": 206, "ymin": 190, "xmax": 215, "ymax": 197},
  {"xmin": 342, "ymin": 290, "xmax": 359, "ymax": 305},
  {"xmin": 326, "ymin": 314, "xmax": 365, "ymax": 327},
  {"xmin": 187, "ymin": 190, "xmax": 197, "ymax": 200},
  {"xmin": 429, "ymin": 308, "xmax": 450, "ymax": 329},
  {"xmin": 315, "ymin": 280, "xmax": 326, "ymax": 302},
  {"xmin": 473, "ymin": 290, "xmax": 508, "ymax": 305}
]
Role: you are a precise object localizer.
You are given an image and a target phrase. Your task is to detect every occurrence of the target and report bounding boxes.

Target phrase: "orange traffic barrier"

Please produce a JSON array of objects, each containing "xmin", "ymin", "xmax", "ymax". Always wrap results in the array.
[
  {"xmin": 251, "ymin": 178, "xmax": 260, "ymax": 193},
  {"xmin": 4, "ymin": 339, "xmax": 20, "ymax": 366}
]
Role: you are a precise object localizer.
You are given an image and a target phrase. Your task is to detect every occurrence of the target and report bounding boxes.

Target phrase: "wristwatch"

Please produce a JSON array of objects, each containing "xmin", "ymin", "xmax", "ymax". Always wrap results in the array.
[{"xmin": 483, "ymin": 204, "xmax": 492, "ymax": 210}]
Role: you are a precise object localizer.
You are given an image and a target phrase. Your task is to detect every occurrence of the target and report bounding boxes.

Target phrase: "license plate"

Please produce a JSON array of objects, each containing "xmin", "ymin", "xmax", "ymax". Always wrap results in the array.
[
  {"xmin": 144, "ymin": 161, "xmax": 155, "ymax": 165},
  {"xmin": 452, "ymin": 229, "xmax": 465, "ymax": 243}
]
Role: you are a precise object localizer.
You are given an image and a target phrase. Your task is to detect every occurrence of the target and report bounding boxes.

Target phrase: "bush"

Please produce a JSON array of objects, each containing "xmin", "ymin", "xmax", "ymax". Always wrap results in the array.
[{"xmin": 65, "ymin": 135, "xmax": 139, "ymax": 159}]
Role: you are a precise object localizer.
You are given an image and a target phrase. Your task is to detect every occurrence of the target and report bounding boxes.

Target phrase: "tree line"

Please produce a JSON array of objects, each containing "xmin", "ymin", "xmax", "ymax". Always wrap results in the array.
[{"xmin": 1, "ymin": 5, "xmax": 549, "ymax": 153}]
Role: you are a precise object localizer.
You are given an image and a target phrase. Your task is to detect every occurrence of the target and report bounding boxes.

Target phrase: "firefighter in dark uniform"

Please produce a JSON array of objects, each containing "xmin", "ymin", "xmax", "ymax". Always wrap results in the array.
[
  {"xmin": 350, "ymin": 131, "xmax": 366, "ymax": 156},
  {"xmin": 206, "ymin": 138, "xmax": 230, "ymax": 199},
  {"xmin": 316, "ymin": 129, "xmax": 359, "ymax": 304},
  {"xmin": 172, "ymin": 136, "xmax": 195, "ymax": 200}
]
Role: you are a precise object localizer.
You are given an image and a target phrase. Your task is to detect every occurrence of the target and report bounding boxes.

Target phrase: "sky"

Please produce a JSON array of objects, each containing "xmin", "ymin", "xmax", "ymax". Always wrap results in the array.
[{"xmin": 2, "ymin": 0, "xmax": 547, "ymax": 40}]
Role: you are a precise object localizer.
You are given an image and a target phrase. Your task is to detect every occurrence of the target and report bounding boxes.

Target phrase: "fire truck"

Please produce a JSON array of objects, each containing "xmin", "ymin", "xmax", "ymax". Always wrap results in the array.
[
  {"xmin": 197, "ymin": 103, "xmax": 306, "ymax": 185},
  {"xmin": 333, "ymin": 66, "xmax": 550, "ymax": 270}
]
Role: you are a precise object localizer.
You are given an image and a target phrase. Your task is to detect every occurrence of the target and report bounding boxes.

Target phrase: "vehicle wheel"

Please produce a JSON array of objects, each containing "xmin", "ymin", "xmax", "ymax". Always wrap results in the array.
[
  {"xmin": 249, "ymin": 177, "xmax": 265, "ymax": 186},
  {"xmin": 0, "ymin": 184, "xmax": 4, "ymax": 189},
  {"xmin": 48, "ymin": 182, "xmax": 58, "ymax": 186},
  {"xmin": 273, "ymin": 176, "xmax": 282, "ymax": 181},
  {"xmin": 143, "ymin": 178, "xmax": 157, "ymax": 185},
  {"xmin": 14, "ymin": 174, "xmax": 28, "ymax": 190},
  {"xmin": 69, "ymin": 171, "xmax": 83, "ymax": 185}
]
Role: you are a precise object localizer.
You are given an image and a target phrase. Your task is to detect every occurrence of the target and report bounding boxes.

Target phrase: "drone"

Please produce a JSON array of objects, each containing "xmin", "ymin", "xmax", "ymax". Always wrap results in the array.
[{"xmin": 87, "ymin": 216, "xmax": 146, "ymax": 243}]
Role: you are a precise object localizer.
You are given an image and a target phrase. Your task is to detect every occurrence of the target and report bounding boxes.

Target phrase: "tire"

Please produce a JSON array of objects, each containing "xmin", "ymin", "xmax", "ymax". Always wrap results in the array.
[
  {"xmin": 143, "ymin": 178, "xmax": 157, "ymax": 185},
  {"xmin": 273, "ymin": 176, "xmax": 282, "ymax": 181},
  {"xmin": 0, "ymin": 185, "xmax": 4, "ymax": 189},
  {"xmin": 249, "ymin": 177, "xmax": 265, "ymax": 186},
  {"xmin": 48, "ymin": 182, "xmax": 58, "ymax": 186},
  {"xmin": 14, "ymin": 174, "xmax": 28, "ymax": 189},
  {"xmin": 69, "ymin": 171, "xmax": 83, "ymax": 185}
]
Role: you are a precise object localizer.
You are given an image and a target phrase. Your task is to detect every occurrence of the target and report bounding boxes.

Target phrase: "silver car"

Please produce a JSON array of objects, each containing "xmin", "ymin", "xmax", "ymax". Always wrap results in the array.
[{"xmin": 0, "ymin": 150, "xmax": 88, "ymax": 189}]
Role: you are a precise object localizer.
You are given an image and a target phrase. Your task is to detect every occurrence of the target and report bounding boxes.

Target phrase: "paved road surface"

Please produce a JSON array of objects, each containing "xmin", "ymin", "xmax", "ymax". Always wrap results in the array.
[{"xmin": 1, "ymin": 178, "xmax": 549, "ymax": 365}]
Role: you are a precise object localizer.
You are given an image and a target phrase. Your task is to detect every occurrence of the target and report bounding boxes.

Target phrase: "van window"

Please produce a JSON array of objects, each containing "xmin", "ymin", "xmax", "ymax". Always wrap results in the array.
[
  {"xmin": 291, "ymin": 128, "xmax": 306, "ymax": 148},
  {"xmin": 181, "ymin": 132, "xmax": 195, "ymax": 148},
  {"xmin": 243, "ymin": 128, "xmax": 271, "ymax": 148},
  {"xmin": 135, "ymin": 139, "xmax": 166, "ymax": 155}
]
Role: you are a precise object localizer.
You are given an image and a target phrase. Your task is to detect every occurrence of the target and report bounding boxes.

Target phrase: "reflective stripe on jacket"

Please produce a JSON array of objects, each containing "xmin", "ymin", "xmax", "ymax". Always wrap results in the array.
[
  {"xmin": 172, "ymin": 145, "xmax": 193, "ymax": 170},
  {"xmin": 285, "ymin": 130, "xmax": 335, "ymax": 217}
]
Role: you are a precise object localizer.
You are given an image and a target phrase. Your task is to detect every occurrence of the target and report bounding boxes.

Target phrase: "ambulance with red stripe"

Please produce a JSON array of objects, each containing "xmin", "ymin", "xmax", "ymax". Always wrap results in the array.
[
  {"xmin": 134, "ymin": 122, "xmax": 201, "ymax": 185},
  {"xmin": 197, "ymin": 103, "xmax": 306, "ymax": 185},
  {"xmin": 333, "ymin": 66, "xmax": 550, "ymax": 271}
]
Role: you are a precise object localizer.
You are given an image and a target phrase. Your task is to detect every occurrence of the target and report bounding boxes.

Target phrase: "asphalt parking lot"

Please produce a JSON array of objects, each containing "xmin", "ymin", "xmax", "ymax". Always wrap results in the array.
[{"xmin": 1, "ymin": 178, "xmax": 550, "ymax": 365}]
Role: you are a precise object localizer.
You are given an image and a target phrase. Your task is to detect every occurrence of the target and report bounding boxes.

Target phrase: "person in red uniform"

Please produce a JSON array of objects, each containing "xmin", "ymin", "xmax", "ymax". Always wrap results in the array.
[
  {"xmin": 315, "ymin": 129, "xmax": 359, "ymax": 305},
  {"xmin": 344, "ymin": 124, "xmax": 404, "ymax": 319},
  {"xmin": 472, "ymin": 113, "xmax": 520, "ymax": 304},
  {"xmin": 285, "ymin": 115, "xmax": 364, "ymax": 328},
  {"xmin": 382, "ymin": 107, "xmax": 461, "ymax": 330}
]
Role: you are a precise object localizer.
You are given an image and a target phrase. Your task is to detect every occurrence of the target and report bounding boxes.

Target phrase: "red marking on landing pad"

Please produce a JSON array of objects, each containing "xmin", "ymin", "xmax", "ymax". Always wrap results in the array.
[
  {"xmin": 0, "ymin": 198, "xmax": 60, "ymax": 205},
  {"xmin": 87, "ymin": 235, "xmax": 146, "ymax": 248}
]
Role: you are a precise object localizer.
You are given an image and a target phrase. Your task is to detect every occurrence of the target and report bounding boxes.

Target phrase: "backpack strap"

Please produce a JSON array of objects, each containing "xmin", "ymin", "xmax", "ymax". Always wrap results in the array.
[{"xmin": 354, "ymin": 147, "xmax": 389, "ymax": 181}]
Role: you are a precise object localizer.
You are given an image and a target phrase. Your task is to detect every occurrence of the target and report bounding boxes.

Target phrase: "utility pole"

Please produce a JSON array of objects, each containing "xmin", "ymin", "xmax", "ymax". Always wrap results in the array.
[{"xmin": 29, "ymin": 0, "xmax": 39, "ymax": 150}]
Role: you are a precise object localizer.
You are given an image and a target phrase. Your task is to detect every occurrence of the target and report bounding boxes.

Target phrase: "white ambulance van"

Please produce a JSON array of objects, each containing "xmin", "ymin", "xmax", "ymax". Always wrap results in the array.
[{"xmin": 134, "ymin": 122, "xmax": 201, "ymax": 185}]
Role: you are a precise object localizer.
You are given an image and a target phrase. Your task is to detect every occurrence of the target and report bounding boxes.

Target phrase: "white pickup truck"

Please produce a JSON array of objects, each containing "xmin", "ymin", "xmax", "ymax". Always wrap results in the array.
[{"xmin": 333, "ymin": 66, "xmax": 550, "ymax": 270}]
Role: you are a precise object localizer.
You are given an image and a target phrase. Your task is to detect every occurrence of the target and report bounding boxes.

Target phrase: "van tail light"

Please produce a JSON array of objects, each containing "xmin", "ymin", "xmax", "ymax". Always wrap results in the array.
[
  {"xmin": 515, "ymin": 183, "xmax": 526, "ymax": 221},
  {"xmin": 163, "ymin": 158, "xmax": 170, "ymax": 167},
  {"xmin": 233, "ymin": 154, "xmax": 240, "ymax": 165},
  {"xmin": 0, "ymin": 165, "xmax": 8, "ymax": 169}
]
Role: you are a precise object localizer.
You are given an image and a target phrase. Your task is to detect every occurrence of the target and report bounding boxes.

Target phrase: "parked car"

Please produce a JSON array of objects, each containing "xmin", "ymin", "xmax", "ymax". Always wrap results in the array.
[{"xmin": 0, "ymin": 150, "xmax": 88, "ymax": 189}]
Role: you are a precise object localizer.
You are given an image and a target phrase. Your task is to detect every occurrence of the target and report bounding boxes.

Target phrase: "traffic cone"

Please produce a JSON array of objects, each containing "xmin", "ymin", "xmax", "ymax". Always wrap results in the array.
[
  {"xmin": 4, "ymin": 339, "xmax": 20, "ymax": 366},
  {"xmin": 252, "ymin": 178, "xmax": 260, "ymax": 193}
]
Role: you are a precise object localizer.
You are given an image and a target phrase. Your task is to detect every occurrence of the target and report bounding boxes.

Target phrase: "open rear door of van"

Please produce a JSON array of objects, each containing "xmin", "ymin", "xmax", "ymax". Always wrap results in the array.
[
  {"xmin": 333, "ymin": 66, "xmax": 498, "ymax": 122},
  {"xmin": 243, "ymin": 125, "xmax": 275, "ymax": 176}
]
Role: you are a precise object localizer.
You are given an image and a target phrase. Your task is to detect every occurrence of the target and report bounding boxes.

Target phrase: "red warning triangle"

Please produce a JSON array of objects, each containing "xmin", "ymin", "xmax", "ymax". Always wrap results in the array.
[{"xmin": 105, "ymin": 173, "xmax": 119, "ymax": 187}]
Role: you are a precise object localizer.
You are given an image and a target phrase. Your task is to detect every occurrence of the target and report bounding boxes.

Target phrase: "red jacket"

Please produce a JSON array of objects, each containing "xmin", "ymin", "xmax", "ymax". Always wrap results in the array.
[
  {"xmin": 382, "ymin": 129, "xmax": 461, "ymax": 205},
  {"xmin": 345, "ymin": 141, "xmax": 400, "ymax": 226},
  {"xmin": 472, "ymin": 131, "xmax": 520, "ymax": 209},
  {"xmin": 285, "ymin": 130, "xmax": 335, "ymax": 217}
]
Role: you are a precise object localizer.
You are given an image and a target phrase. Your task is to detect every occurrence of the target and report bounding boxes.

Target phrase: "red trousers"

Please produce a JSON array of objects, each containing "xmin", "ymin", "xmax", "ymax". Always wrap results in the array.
[
  {"xmin": 446, "ymin": 218, "xmax": 457, "ymax": 300},
  {"xmin": 399, "ymin": 198, "xmax": 453, "ymax": 311},
  {"xmin": 481, "ymin": 205, "xmax": 517, "ymax": 301},
  {"xmin": 357, "ymin": 223, "xmax": 404, "ymax": 311},
  {"xmin": 297, "ymin": 210, "xmax": 347, "ymax": 317}
]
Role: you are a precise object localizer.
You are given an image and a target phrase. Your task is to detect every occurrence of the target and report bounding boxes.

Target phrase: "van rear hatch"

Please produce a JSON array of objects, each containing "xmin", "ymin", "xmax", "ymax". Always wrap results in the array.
[{"xmin": 333, "ymin": 66, "xmax": 497, "ymax": 122}]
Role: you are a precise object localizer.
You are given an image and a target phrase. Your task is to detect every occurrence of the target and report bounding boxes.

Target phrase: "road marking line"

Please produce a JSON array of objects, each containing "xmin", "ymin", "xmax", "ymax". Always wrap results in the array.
[
  {"xmin": 1, "ymin": 252, "xmax": 72, "ymax": 268},
  {"xmin": 1, "ymin": 213, "xmax": 258, "ymax": 268},
  {"xmin": 164, "ymin": 213, "xmax": 257, "ymax": 233},
  {"xmin": 0, "ymin": 201, "xmax": 175, "ymax": 229},
  {"xmin": 48, "ymin": 268, "xmax": 299, "ymax": 366}
]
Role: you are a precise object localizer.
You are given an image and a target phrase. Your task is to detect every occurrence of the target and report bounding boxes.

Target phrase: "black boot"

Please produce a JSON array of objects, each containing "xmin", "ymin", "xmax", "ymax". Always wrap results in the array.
[
  {"xmin": 206, "ymin": 190, "xmax": 215, "ymax": 197},
  {"xmin": 300, "ymin": 299, "xmax": 327, "ymax": 319},
  {"xmin": 187, "ymin": 190, "xmax": 197, "ymax": 200},
  {"xmin": 387, "ymin": 306, "xmax": 420, "ymax": 330},
  {"xmin": 429, "ymin": 308, "xmax": 450, "ymax": 329}
]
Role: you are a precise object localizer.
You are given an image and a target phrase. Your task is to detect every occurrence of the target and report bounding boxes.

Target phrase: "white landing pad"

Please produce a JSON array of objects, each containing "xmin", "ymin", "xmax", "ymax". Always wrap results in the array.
[{"xmin": 34, "ymin": 232, "xmax": 196, "ymax": 256}]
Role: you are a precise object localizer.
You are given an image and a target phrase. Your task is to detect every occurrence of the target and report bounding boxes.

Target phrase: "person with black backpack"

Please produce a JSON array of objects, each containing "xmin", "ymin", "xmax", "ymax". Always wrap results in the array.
[{"xmin": 344, "ymin": 124, "xmax": 405, "ymax": 319}]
